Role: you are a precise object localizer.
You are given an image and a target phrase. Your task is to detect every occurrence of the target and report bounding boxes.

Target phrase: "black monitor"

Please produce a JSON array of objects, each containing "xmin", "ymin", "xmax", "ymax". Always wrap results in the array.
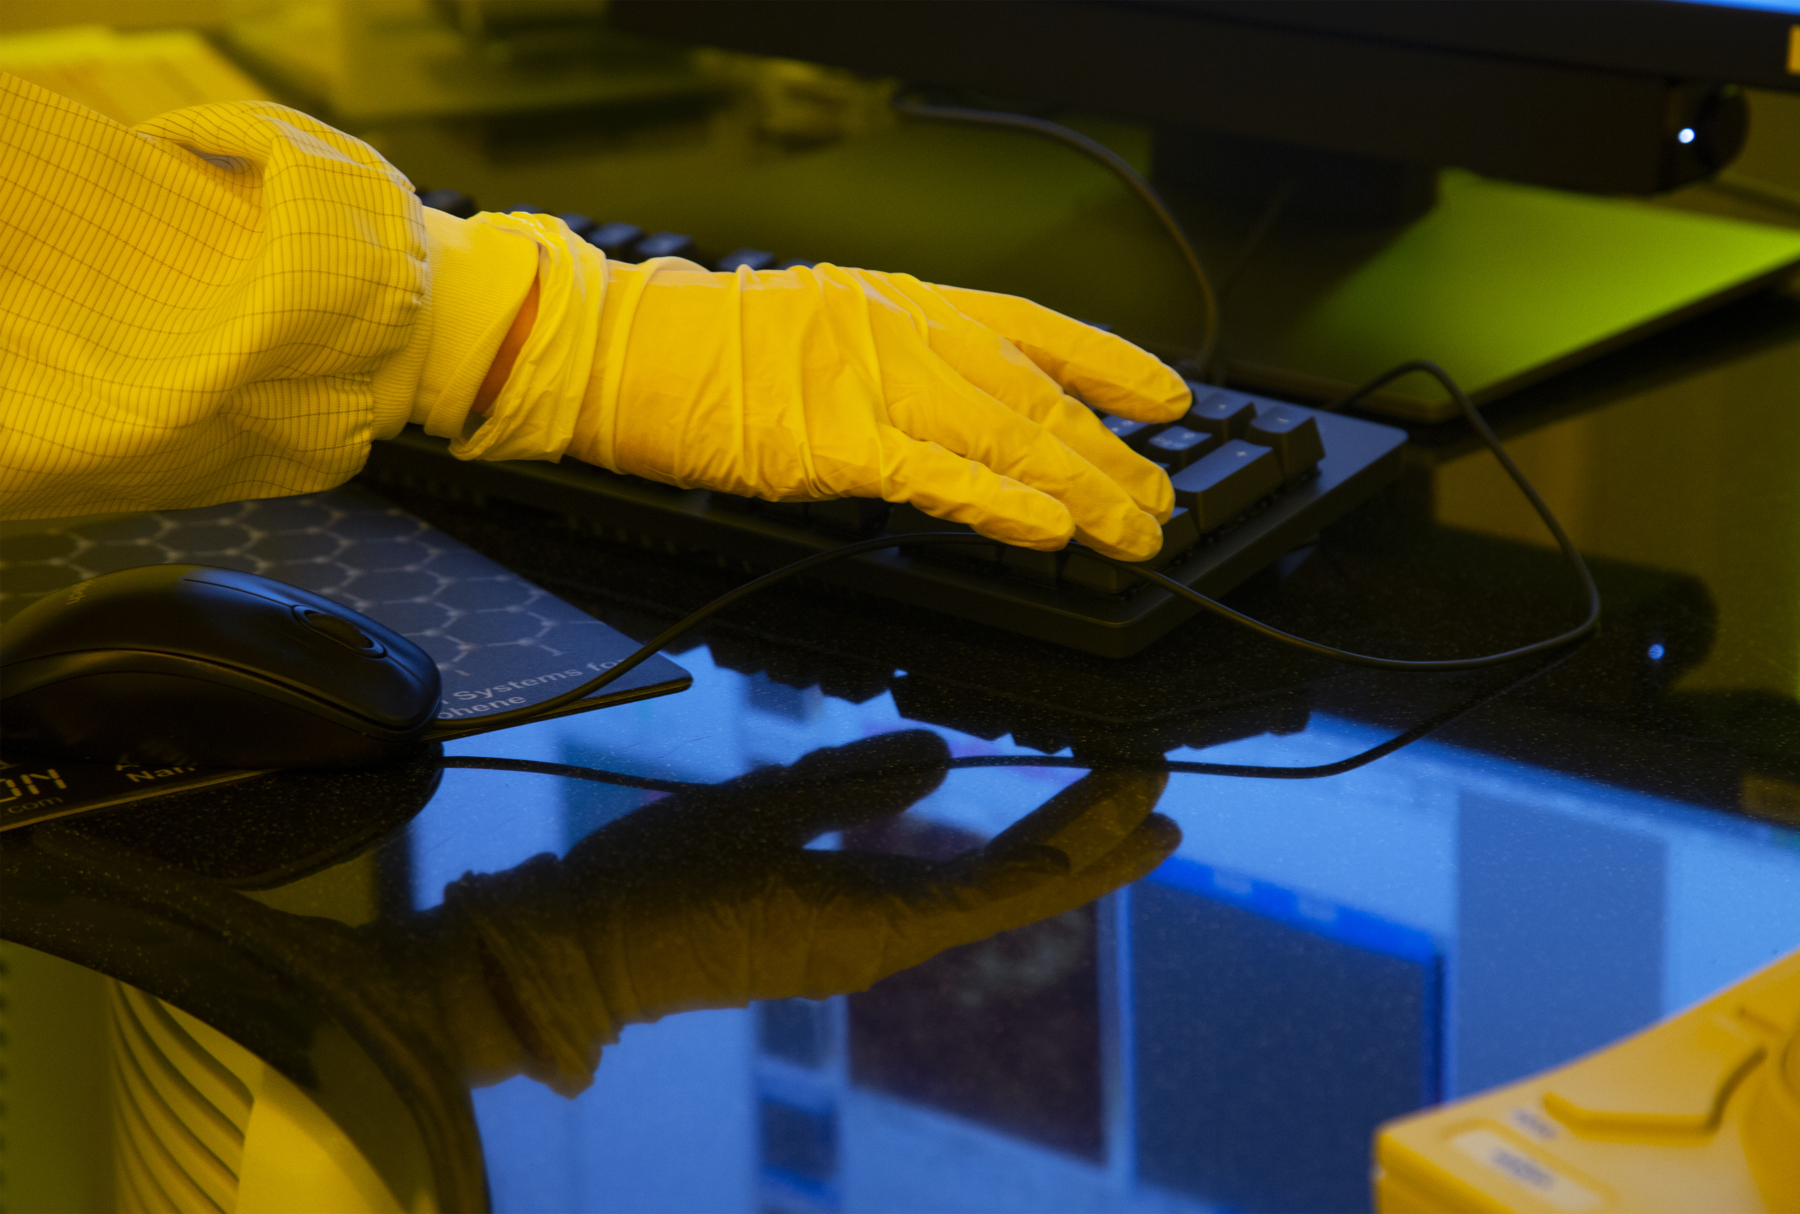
[
  {"xmin": 615, "ymin": 0, "xmax": 1796, "ymax": 199},
  {"xmin": 612, "ymin": 0, "xmax": 1800, "ymax": 419}
]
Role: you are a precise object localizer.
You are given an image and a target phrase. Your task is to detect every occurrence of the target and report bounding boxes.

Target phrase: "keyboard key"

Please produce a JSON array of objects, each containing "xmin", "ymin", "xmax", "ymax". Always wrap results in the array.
[
  {"xmin": 1063, "ymin": 541, "xmax": 1170, "ymax": 595},
  {"xmin": 717, "ymin": 248, "xmax": 778, "ymax": 271},
  {"xmin": 419, "ymin": 187, "xmax": 478, "ymax": 218},
  {"xmin": 1170, "ymin": 440, "xmax": 1283, "ymax": 532},
  {"xmin": 886, "ymin": 503, "xmax": 997, "ymax": 563},
  {"xmin": 759, "ymin": 501, "xmax": 811, "ymax": 525},
  {"xmin": 1101, "ymin": 416, "xmax": 1163, "ymax": 450},
  {"xmin": 886, "ymin": 502, "xmax": 980, "ymax": 536},
  {"xmin": 809, "ymin": 497, "xmax": 889, "ymax": 538},
  {"xmin": 1247, "ymin": 406, "xmax": 1327, "ymax": 477},
  {"xmin": 636, "ymin": 231, "xmax": 696, "ymax": 260},
  {"xmin": 586, "ymin": 221, "xmax": 644, "ymax": 257},
  {"xmin": 1144, "ymin": 425, "xmax": 1218, "ymax": 470},
  {"xmin": 1000, "ymin": 545, "xmax": 1064, "ymax": 587},
  {"xmin": 1161, "ymin": 505, "xmax": 1199, "ymax": 555},
  {"xmin": 556, "ymin": 212, "xmax": 597, "ymax": 237},
  {"xmin": 1060, "ymin": 508, "xmax": 1196, "ymax": 594},
  {"xmin": 1185, "ymin": 391, "xmax": 1257, "ymax": 440}
]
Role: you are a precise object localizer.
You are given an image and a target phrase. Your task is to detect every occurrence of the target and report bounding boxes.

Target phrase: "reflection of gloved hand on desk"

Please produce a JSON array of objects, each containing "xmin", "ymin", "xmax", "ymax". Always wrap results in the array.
[
  {"xmin": 5, "ymin": 77, "xmax": 1190, "ymax": 560},
  {"xmin": 369, "ymin": 731, "xmax": 1177, "ymax": 1096}
]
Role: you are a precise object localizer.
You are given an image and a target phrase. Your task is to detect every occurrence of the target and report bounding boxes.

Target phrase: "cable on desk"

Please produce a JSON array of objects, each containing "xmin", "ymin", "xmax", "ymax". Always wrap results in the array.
[
  {"xmin": 437, "ymin": 756, "xmax": 697, "ymax": 793},
  {"xmin": 430, "ymin": 362, "xmax": 1599, "ymax": 736},
  {"xmin": 425, "ymin": 531, "xmax": 1008, "ymax": 736},
  {"xmin": 1074, "ymin": 359, "xmax": 1602, "ymax": 670},
  {"xmin": 891, "ymin": 95, "xmax": 1223, "ymax": 381},
  {"xmin": 444, "ymin": 631, "xmax": 1578, "ymax": 791},
  {"xmin": 957, "ymin": 639, "xmax": 1580, "ymax": 779}
]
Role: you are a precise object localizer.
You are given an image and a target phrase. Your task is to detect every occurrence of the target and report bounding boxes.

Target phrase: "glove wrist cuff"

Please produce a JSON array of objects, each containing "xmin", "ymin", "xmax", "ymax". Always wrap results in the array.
[
  {"xmin": 451, "ymin": 213, "xmax": 609, "ymax": 464},
  {"xmin": 413, "ymin": 207, "xmax": 541, "ymax": 441},
  {"xmin": 441, "ymin": 858, "xmax": 621, "ymax": 1099}
]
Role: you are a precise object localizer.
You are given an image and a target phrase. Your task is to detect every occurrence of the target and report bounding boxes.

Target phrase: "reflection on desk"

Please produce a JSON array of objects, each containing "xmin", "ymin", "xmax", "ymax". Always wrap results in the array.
[
  {"xmin": 4, "ymin": 286, "xmax": 1798, "ymax": 1214},
  {"xmin": 8, "ymin": 618, "xmax": 1797, "ymax": 1213}
]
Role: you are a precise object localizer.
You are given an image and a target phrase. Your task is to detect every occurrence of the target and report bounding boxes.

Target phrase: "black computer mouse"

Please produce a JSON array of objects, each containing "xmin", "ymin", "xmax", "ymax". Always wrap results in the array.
[{"xmin": 0, "ymin": 564, "xmax": 443, "ymax": 769}]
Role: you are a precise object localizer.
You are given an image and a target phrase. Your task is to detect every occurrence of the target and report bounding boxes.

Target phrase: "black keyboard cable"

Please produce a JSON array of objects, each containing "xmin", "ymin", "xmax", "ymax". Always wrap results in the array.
[
  {"xmin": 426, "ymin": 108, "xmax": 1601, "ymax": 736},
  {"xmin": 431, "ymin": 351, "xmax": 1599, "ymax": 739},
  {"xmin": 891, "ymin": 94, "xmax": 1224, "ymax": 383},
  {"xmin": 446, "ymin": 638, "xmax": 1580, "ymax": 784}
]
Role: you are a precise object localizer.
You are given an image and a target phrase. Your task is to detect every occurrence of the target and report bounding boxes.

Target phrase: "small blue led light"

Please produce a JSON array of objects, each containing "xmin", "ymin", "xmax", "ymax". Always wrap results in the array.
[
  {"xmin": 1677, "ymin": 128, "xmax": 1697, "ymax": 145},
  {"xmin": 1648, "ymin": 643, "xmax": 1666, "ymax": 661}
]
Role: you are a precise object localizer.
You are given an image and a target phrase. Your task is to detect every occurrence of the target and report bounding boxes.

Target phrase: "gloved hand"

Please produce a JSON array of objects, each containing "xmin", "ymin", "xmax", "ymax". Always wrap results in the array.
[
  {"xmin": 584, "ymin": 262, "xmax": 1191, "ymax": 560},
  {"xmin": 381, "ymin": 731, "xmax": 1177, "ymax": 1096},
  {"xmin": 459, "ymin": 214, "xmax": 1193, "ymax": 562}
]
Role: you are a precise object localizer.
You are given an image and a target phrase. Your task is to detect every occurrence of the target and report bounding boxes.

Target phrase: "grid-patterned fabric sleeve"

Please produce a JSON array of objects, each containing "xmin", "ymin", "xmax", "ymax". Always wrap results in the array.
[{"xmin": 1, "ymin": 72, "xmax": 427, "ymax": 519}]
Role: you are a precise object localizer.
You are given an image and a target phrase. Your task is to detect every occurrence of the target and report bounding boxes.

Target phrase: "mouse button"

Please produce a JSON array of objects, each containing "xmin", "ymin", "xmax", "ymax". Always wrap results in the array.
[
  {"xmin": 246, "ymin": 641, "xmax": 433, "ymax": 731},
  {"xmin": 2, "ymin": 669, "xmax": 421, "ymax": 768},
  {"xmin": 18, "ymin": 648, "xmax": 431, "ymax": 738},
  {"xmin": 293, "ymin": 606, "xmax": 386, "ymax": 657},
  {"xmin": 2, "ymin": 588, "xmax": 185, "ymax": 666},
  {"xmin": 0, "ymin": 651, "xmax": 104, "ymax": 700},
  {"xmin": 181, "ymin": 566, "xmax": 302, "ymax": 602},
  {"xmin": 3, "ymin": 649, "xmax": 283, "ymax": 705},
  {"xmin": 254, "ymin": 642, "xmax": 438, "ymax": 732}
]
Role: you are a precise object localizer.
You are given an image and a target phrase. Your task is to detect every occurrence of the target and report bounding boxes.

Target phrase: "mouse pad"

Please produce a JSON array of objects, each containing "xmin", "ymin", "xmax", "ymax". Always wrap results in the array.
[{"xmin": 0, "ymin": 485, "xmax": 691, "ymax": 830}]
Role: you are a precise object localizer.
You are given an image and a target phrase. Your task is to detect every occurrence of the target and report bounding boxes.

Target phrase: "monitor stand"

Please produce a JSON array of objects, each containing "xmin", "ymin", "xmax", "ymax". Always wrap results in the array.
[{"xmin": 629, "ymin": 120, "xmax": 1800, "ymax": 423}]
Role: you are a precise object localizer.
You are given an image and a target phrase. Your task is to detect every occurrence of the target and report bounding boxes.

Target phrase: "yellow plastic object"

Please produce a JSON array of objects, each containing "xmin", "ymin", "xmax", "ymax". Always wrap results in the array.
[
  {"xmin": 0, "ymin": 24, "xmax": 271, "ymax": 125},
  {"xmin": 473, "ymin": 219, "xmax": 1193, "ymax": 561},
  {"xmin": 109, "ymin": 980, "xmax": 434, "ymax": 1214},
  {"xmin": 1374, "ymin": 946, "xmax": 1800, "ymax": 1213}
]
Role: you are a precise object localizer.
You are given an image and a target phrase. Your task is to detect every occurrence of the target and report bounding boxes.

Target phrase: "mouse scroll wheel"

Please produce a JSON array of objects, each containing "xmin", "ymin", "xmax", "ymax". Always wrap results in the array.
[{"xmin": 299, "ymin": 608, "xmax": 383, "ymax": 654}]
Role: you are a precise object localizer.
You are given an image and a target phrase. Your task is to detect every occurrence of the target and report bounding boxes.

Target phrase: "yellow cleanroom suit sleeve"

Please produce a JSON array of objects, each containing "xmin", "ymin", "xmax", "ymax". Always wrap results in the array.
[
  {"xmin": 0, "ymin": 71, "xmax": 536, "ymax": 520},
  {"xmin": 4, "ymin": 71, "xmax": 1191, "ymax": 558}
]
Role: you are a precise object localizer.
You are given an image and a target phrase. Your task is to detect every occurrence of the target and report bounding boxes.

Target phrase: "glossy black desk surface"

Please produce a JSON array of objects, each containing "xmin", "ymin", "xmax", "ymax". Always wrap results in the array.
[{"xmin": 4, "ymin": 285, "xmax": 1799, "ymax": 1214}]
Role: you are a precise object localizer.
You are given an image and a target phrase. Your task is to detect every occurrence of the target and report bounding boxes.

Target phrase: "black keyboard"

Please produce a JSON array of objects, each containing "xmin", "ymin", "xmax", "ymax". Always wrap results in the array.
[{"xmin": 373, "ymin": 196, "xmax": 1409, "ymax": 658}]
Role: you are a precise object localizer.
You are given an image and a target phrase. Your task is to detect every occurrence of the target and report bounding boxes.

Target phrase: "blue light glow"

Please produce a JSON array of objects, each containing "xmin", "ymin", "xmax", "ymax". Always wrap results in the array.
[
  {"xmin": 1677, "ymin": 128, "xmax": 1698, "ymax": 145},
  {"xmin": 1673, "ymin": 0, "xmax": 1800, "ymax": 12},
  {"xmin": 1648, "ymin": 643, "xmax": 1667, "ymax": 660}
]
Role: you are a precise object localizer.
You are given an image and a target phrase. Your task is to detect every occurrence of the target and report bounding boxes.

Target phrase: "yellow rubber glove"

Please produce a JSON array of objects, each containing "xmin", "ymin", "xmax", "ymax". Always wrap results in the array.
[
  {"xmin": 576, "ymin": 261, "xmax": 1192, "ymax": 561},
  {"xmin": 379, "ymin": 731, "xmax": 1178, "ymax": 1096},
  {"xmin": 451, "ymin": 212, "xmax": 1193, "ymax": 562}
]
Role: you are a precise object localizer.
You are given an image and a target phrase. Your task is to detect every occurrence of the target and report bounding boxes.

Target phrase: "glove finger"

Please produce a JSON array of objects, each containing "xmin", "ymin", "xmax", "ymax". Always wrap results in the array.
[
  {"xmin": 874, "ymin": 431, "xmax": 1075, "ymax": 551},
  {"xmin": 957, "ymin": 814, "xmax": 1180, "ymax": 943},
  {"xmin": 686, "ymin": 730, "xmax": 952, "ymax": 847},
  {"xmin": 776, "ymin": 811, "xmax": 1176, "ymax": 997},
  {"xmin": 985, "ymin": 768, "xmax": 1169, "ymax": 874},
  {"xmin": 876, "ymin": 361, "xmax": 1163, "ymax": 562},
  {"xmin": 928, "ymin": 283, "xmax": 1192, "ymax": 422},
  {"xmin": 736, "ymin": 848, "xmax": 1063, "ymax": 998},
  {"xmin": 878, "ymin": 282, "xmax": 1174, "ymax": 522},
  {"xmin": 810, "ymin": 812, "xmax": 1178, "ymax": 983},
  {"xmin": 562, "ymin": 732, "xmax": 951, "ymax": 874},
  {"xmin": 975, "ymin": 813, "xmax": 1182, "ymax": 937}
]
